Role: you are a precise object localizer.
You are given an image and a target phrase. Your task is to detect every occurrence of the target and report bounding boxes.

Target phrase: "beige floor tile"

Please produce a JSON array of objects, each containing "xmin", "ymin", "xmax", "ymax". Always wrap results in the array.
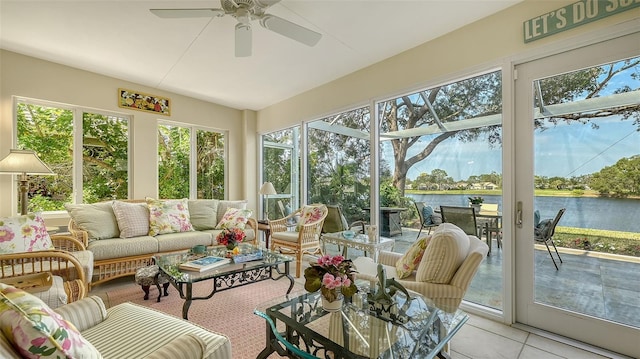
[
  {"xmin": 466, "ymin": 314, "xmax": 529, "ymax": 343},
  {"xmin": 452, "ymin": 324, "xmax": 524, "ymax": 359},
  {"xmin": 519, "ymin": 345, "xmax": 565, "ymax": 359},
  {"xmin": 450, "ymin": 349, "xmax": 473, "ymax": 359},
  {"xmin": 525, "ymin": 334, "xmax": 614, "ymax": 359}
]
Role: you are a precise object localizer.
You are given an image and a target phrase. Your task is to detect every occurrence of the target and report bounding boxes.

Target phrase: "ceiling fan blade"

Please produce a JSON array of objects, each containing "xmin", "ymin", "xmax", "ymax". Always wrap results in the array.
[
  {"xmin": 235, "ymin": 23, "xmax": 252, "ymax": 57},
  {"xmin": 150, "ymin": 8, "xmax": 225, "ymax": 18},
  {"xmin": 259, "ymin": 14, "xmax": 321, "ymax": 47}
]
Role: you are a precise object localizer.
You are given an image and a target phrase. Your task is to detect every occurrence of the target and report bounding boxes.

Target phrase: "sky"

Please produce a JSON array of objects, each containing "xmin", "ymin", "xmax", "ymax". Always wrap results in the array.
[
  {"xmin": 391, "ymin": 57, "xmax": 639, "ymax": 182},
  {"xmin": 390, "ymin": 116, "xmax": 638, "ymax": 181}
]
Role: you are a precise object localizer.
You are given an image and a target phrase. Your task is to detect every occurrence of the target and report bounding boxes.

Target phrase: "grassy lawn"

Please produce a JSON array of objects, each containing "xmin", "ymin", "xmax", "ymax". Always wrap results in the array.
[{"xmin": 554, "ymin": 227, "xmax": 640, "ymax": 257}]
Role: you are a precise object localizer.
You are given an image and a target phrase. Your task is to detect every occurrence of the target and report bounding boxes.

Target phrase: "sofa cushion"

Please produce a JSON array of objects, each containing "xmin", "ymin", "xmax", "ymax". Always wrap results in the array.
[
  {"xmin": 146, "ymin": 198, "xmax": 194, "ymax": 236},
  {"xmin": 0, "ymin": 283, "xmax": 101, "ymax": 359},
  {"xmin": 87, "ymin": 236, "xmax": 158, "ymax": 261},
  {"xmin": 416, "ymin": 223, "xmax": 470, "ymax": 284},
  {"xmin": 156, "ymin": 231, "xmax": 212, "ymax": 253},
  {"xmin": 215, "ymin": 207, "xmax": 252, "ymax": 230},
  {"xmin": 66, "ymin": 202, "xmax": 120, "ymax": 241},
  {"xmin": 395, "ymin": 235, "xmax": 432, "ymax": 279},
  {"xmin": 82, "ymin": 302, "xmax": 231, "ymax": 359},
  {"xmin": 112, "ymin": 201, "xmax": 150, "ymax": 238},
  {"xmin": 30, "ymin": 275, "xmax": 68, "ymax": 309},
  {"xmin": 0, "ymin": 212, "xmax": 53, "ymax": 254},
  {"xmin": 216, "ymin": 200, "xmax": 247, "ymax": 223},
  {"xmin": 188, "ymin": 200, "xmax": 220, "ymax": 230}
]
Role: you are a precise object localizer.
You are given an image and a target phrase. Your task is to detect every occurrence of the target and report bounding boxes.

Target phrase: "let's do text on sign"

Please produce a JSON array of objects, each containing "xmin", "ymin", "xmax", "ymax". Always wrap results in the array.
[{"xmin": 524, "ymin": 0, "xmax": 639, "ymax": 43}]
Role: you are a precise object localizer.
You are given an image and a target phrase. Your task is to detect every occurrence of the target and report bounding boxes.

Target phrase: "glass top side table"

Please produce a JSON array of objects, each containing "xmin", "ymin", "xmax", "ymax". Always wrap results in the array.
[{"xmin": 255, "ymin": 289, "xmax": 468, "ymax": 359}]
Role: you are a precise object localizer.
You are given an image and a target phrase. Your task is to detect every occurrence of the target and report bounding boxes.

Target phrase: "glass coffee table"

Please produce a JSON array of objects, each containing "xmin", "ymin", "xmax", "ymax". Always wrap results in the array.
[
  {"xmin": 255, "ymin": 288, "xmax": 468, "ymax": 359},
  {"xmin": 155, "ymin": 243, "xmax": 294, "ymax": 320}
]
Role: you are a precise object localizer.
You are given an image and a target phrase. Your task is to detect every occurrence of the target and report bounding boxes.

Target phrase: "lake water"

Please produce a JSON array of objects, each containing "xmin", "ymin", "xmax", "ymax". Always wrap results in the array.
[{"xmin": 407, "ymin": 194, "xmax": 640, "ymax": 233}]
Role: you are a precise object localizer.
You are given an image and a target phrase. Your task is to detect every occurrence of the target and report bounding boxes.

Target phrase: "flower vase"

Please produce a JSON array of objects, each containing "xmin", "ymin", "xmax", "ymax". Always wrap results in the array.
[
  {"xmin": 470, "ymin": 204, "xmax": 481, "ymax": 212},
  {"xmin": 321, "ymin": 295, "xmax": 344, "ymax": 312}
]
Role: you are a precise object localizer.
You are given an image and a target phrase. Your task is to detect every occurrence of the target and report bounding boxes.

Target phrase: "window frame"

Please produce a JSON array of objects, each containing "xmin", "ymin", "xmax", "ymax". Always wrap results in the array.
[
  {"xmin": 157, "ymin": 120, "xmax": 228, "ymax": 199},
  {"xmin": 13, "ymin": 96, "xmax": 132, "ymax": 213}
]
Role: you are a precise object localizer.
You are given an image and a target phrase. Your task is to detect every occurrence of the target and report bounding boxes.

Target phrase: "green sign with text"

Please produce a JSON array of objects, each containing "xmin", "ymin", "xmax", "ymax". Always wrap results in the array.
[{"xmin": 524, "ymin": 0, "xmax": 639, "ymax": 43}]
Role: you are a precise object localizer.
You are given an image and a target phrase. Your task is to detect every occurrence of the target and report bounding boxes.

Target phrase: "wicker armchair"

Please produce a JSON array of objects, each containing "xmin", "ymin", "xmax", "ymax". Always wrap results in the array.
[
  {"xmin": 0, "ymin": 244, "xmax": 88, "ymax": 304},
  {"xmin": 270, "ymin": 204, "xmax": 328, "ymax": 277}
]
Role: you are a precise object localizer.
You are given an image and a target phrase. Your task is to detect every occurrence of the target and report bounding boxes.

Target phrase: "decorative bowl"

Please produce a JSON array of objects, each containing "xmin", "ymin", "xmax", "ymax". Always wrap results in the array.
[{"xmin": 342, "ymin": 230, "xmax": 355, "ymax": 239}]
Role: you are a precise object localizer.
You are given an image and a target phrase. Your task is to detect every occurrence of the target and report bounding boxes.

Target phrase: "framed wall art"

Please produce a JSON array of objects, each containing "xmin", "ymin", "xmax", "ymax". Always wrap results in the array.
[{"xmin": 118, "ymin": 88, "xmax": 170, "ymax": 116}]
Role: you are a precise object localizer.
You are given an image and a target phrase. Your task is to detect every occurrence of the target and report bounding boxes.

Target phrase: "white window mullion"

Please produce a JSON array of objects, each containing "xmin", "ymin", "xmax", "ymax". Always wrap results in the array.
[{"xmin": 73, "ymin": 109, "xmax": 83, "ymax": 204}]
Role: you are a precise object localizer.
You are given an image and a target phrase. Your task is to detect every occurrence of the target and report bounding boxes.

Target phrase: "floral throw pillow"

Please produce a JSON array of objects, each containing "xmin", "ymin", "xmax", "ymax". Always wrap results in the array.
[
  {"xmin": 0, "ymin": 212, "xmax": 53, "ymax": 254},
  {"xmin": 146, "ymin": 198, "xmax": 194, "ymax": 236},
  {"xmin": 0, "ymin": 283, "xmax": 101, "ymax": 358},
  {"xmin": 296, "ymin": 205, "xmax": 327, "ymax": 231},
  {"xmin": 215, "ymin": 207, "xmax": 253, "ymax": 230},
  {"xmin": 395, "ymin": 235, "xmax": 432, "ymax": 278}
]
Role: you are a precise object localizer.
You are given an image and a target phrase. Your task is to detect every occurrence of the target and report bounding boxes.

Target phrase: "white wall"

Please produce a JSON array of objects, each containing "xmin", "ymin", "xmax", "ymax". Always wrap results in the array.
[{"xmin": 0, "ymin": 51, "xmax": 258, "ymax": 223}]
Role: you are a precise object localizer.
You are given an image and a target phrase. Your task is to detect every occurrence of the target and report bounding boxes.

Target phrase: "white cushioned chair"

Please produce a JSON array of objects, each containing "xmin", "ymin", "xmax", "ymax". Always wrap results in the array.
[
  {"xmin": 0, "ymin": 293, "xmax": 231, "ymax": 359},
  {"xmin": 354, "ymin": 223, "xmax": 489, "ymax": 312},
  {"xmin": 269, "ymin": 204, "xmax": 328, "ymax": 277}
]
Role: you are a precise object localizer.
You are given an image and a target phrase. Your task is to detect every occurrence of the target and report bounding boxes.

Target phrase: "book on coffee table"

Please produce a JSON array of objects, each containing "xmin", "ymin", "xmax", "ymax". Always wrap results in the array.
[{"xmin": 179, "ymin": 256, "xmax": 230, "ymax": 272}]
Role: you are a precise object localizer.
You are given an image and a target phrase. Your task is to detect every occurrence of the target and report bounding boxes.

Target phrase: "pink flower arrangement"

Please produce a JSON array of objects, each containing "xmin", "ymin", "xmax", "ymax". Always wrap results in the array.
[{"xmin": 304, "ymin": 254, "xmax": 358, "ymax": 302}]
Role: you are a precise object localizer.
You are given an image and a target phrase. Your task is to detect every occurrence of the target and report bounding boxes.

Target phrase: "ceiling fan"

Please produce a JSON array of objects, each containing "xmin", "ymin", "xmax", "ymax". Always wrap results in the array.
[{"xmin": 150, "ymin": 0, "xmax": 322, "ymax": 57}]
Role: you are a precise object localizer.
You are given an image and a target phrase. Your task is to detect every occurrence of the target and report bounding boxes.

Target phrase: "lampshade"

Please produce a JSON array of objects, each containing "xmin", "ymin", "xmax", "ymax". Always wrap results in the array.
[
  {"xmin": 0, "ymin": 149, "xmax": 54, "ymax": 215},
  {"xmin": 259, "ymin": 182, "xmax": 277, "ymax": 195},
  {"xmin": 0, "ymin": 149, "xmax": 54, "ymax": 175}
]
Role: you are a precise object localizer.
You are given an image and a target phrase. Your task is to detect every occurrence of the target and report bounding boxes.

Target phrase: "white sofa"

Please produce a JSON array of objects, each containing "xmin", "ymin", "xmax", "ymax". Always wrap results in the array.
[{"xmin": 66, "ymin": 199, "xmax": 256, "ymax": 287}]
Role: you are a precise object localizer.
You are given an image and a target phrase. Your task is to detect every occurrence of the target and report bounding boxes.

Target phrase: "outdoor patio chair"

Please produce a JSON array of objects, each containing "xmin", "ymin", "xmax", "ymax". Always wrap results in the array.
[
  {"xmin": 439, "ymin": 206, "xmax": 479, "ymax": 237},
  {"xmin": 415, "ymin": 201, "xmax": 439, "ymax": 239},
  {"xmin": 534, "ymin": 208, "xmax": 566, "ymax": 270},
  {"xmin": 270, "ymin": 204, "xmax": 328, "ymax": 277},
  {"xmin": 478, "ymin": 203, "xmax": 502, "ymax": 250},
  {"xmin": 322, "ymin": 204, "xmax": 350, "ymax": 233}
]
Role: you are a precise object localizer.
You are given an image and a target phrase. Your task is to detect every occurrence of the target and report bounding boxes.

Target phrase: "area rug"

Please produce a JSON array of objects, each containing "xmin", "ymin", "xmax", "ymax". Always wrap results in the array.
[{"xmin": 106, "ymin": 278, "xmax": 302, "ymax": 359}]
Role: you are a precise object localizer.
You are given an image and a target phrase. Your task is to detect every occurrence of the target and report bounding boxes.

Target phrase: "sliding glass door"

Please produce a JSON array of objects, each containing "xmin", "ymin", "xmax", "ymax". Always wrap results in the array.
[{"xmin": 514, "ymin": 33, "xmax": 639, "ymax": 357}]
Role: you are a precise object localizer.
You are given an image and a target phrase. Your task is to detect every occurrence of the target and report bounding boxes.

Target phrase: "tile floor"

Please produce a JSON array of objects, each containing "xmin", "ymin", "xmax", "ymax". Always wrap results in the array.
[
  {"xmin": 318, "ymin": 255, "xmax": 628, "ymax": 358},
  {"xmin": 90, "ymin": 255, "xmax": 629, "ymax": 359}
]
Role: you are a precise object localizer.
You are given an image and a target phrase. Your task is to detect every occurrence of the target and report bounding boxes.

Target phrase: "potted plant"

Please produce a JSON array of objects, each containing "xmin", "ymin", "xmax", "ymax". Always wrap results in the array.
[
  {"xmin": 468, "ymin": 196, "xmax": 484, "ymax": 211},
  {"xmin": 304, "ymin": 254, "xmax": 358, "ymax": 311}
]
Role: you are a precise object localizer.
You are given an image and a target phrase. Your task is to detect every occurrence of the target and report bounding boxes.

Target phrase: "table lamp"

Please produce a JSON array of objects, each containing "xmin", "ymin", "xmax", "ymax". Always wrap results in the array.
[
  {"xmin": 259, "ymin": 182, "xmax": 277, "ymax": 220},
  {"xmin": 0, "ymin": 149, "xmax": 54, "ymax": 215}
]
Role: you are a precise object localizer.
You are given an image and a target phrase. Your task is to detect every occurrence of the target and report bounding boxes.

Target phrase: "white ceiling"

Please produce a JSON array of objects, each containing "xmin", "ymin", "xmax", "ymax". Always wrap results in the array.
[{"xmin": 0, "ymin": 1, "xmax": 522, "ymax": 111}]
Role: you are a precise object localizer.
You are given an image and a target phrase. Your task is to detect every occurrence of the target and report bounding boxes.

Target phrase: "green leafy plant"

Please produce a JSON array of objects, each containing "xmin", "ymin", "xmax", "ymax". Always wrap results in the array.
[{"xmin": 468, "ymin": 196, "xmax": 484, "ymax": 204}]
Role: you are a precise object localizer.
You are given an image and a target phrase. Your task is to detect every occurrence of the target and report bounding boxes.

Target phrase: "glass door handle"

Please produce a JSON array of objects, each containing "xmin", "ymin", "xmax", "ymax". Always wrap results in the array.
[{"xmin": 516, "ymin": 201, "xmax": 523, "ymax": 228}]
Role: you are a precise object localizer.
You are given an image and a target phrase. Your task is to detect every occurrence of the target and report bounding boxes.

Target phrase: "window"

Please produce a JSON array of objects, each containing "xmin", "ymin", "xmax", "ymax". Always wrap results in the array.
[
  {"xmin": 158, "ymin": 123, "xmax": 225, "ymax": 199},
  {"xmin": 16, "ymin": 99, "xmax": 130, "ymax": 212},
  {"xmin": 377, "ymin": 69, "xmax": 503, "ymax": 309},
  {"xmin": 307, "ymin": 107, "xmax": 371, "ymax": 224},
  {"xmin": 261, "ymin": 127, "xmax": 300, "ymax": 219}
]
